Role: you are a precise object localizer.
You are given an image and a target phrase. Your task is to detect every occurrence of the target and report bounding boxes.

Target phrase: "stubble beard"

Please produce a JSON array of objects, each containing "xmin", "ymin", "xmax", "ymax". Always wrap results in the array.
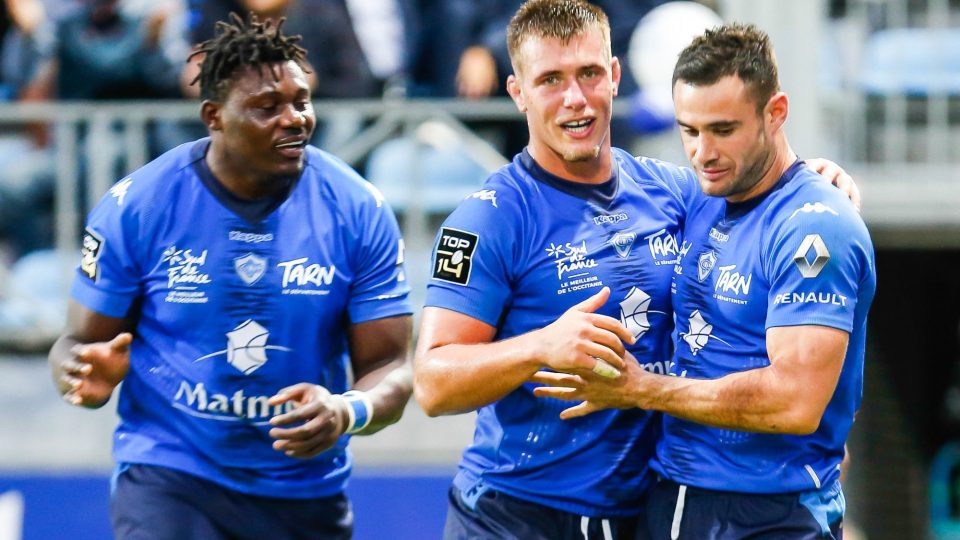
[{"xmin": 562, "ymin": 143, "xmax": 602, "ymax": 163}]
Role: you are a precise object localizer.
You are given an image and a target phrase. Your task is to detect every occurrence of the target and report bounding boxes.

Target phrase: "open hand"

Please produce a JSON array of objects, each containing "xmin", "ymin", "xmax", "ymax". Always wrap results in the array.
[{"xmin": 61, "ymin": 333, "xmax": 132, "ymax": 408}]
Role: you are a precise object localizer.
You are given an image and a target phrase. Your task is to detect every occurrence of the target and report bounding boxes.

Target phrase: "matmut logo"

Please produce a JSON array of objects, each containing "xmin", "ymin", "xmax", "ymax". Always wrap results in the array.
[
  {"xmin": 278, "ymin": 257, "xmax": 336, "ymax": 294},
  {"xmin": 173, "ymin": 382, "xmax": 296, "ymax": 424}
]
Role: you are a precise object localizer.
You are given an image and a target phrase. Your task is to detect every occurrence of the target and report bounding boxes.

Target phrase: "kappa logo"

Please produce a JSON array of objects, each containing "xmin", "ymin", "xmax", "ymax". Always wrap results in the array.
[
  {"xmin": 193, "ymin": 319, "xmax": 292, "ymax": 375},
  {"xmin": 610, "ymin": 232, "xmax": 637, "ymax": 258},
  {"xmin": 680, "ymin": 310, "xmax": 730, "ymax": 355},
  {"xmin": 709, "ymin": 227, "xmax": 730, "ymax": 243},
  {"xmin": 109, "ymin": 177, "xmax": 133, "ymax": 206},
  {"xmin": 793, "ymin": 234, "xmax": 830, "ymax": 278},
  {"xmin": 619, "ymin": 287, "xmax": 664, "ymax": 340},
  {"xmin": 790, "ymin": 202, "xmax": 839, "ymax": 220},
  {"xmin": 433, "ymin": 228, "xmax": 478, "ymax": 286},
  {"xmin": 593, "ymin": 212, "xmax": 629, "ymax": 225},
  {"xmin": 466, "ymin": 189, "xmax": 498, "ymax": 207},
  {"xmin": 229, "ymin": 231, "xmax": 274, "ymax": 244},
  {"xmin": 697, "ymin": 250, "xmax": 718, "ymax": 282},
  {"xmin": 80, "ymin": 228, "xmax": 104, "ymax": 281},
  {"xmin": 234, "ymin": 253, "xmax": 267, "ymax": 285}
]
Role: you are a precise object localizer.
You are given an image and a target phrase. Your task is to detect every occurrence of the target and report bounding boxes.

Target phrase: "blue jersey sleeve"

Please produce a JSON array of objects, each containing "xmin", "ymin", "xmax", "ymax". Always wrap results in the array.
[
  {"xmin": 632, "ymin": 155, "xmax": 703, "ymax": 217},
  {"xmin": 70, "ymin": 179, "xmax": 144, "ymax": 318},
  {"xmin": 764, "ymin": 199, "xmax": 872, "ymax": 332},
  {"xmin": 425, "ymin": 187, "xmax": 516, "ymax": 327},
  {"xmin": 346, "ymin": 183, "xmax": 412, "ymax": 323}
]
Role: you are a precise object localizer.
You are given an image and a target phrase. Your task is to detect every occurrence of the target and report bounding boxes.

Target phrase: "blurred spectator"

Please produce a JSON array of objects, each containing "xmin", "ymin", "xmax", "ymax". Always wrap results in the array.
[
  {"xmin": 421, "ymin": 0, "xmax": 664, "ymax": 100},
  {"xmin": 24, "ymin": 0, "xmax": 183, "ymax": 101},
  {"xmin": 182, "ymin": 0, "xmax": 418, "ymax": 98},
  {"xmin": 0, "ymin": 0, "xmax": 45, "ymax": 100}
]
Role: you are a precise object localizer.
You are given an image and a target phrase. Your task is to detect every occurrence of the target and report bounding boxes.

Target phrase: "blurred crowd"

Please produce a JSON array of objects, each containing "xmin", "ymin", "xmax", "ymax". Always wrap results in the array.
[
  {"xmin": 0, "ymin": 0, "xmax": 727, "ymax": 344},
  {"xmin": 0, "ymin": 0, "xmax": 691, "ymax": 105}
]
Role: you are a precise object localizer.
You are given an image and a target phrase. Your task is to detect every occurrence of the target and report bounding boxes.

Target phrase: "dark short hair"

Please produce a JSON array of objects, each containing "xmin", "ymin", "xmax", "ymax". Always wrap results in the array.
[
  {"xmin": 188, "ymin": 12, "xmax": 308, "ymax": 102},
  {"xmin": 672, "ymin": 23, "xmax": 779, "ymax": 113},
  {"xmin": 506, "ymin": 0, "xmax": 610, "ymax": 74}
]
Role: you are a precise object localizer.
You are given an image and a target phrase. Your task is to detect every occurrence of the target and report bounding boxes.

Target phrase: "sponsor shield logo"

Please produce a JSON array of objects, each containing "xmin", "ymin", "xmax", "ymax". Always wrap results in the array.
[
  {"xmin": 433, "ymin": 228, "xmax": 478, "ymax": 285},
  {"xmin": 234, "ymin": 253, "xmax": 267, "ymax": 285}
]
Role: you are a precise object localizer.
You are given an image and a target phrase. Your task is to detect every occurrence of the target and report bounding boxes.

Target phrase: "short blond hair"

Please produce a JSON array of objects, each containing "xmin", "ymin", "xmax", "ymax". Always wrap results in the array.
[{"xmin": 506, "ymin": 0, "xmax": 611, "ymax": 75}]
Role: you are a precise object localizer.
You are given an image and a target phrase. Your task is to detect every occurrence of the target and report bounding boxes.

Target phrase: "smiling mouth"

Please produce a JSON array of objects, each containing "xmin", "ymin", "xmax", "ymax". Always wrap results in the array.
[
  {"xmin": 275, "ymin": 140, "xmax": 306, "ymax": 149},
  {"xmin": 561, "ymin": 118, "xmax": 594, "ymax": 134}
]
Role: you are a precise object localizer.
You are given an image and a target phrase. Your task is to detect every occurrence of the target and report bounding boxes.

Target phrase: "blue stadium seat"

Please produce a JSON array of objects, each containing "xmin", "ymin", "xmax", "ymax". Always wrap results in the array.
[
  {"xmin": 365, "ymin": 129, "xmax": 489, "ymax": 214},
  {"xmin": 859, "ymin": 28, "xmax": 960, "ymax": 96}
]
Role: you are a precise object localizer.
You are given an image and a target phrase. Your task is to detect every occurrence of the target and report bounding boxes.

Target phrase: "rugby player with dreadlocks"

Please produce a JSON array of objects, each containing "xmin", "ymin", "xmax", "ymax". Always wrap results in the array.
[{"xmin": 48, "ymin": 14, "xmax": 413, "ymax": 539}]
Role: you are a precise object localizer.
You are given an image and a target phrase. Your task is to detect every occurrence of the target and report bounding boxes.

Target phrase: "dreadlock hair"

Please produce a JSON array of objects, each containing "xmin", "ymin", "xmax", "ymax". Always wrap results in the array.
[{"xmin": 188, "ymin": 12, "xmax": 308, "ymax": 102}]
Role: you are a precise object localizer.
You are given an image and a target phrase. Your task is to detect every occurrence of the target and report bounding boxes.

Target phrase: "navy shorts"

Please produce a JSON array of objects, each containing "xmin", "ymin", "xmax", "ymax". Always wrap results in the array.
[
  {"xmin": 110, "ymin": 464, "xmax": 352, "ymax": 540},
  {"xmin": 645, "ymin": 478, "xmax": 844, "ymax": 540},
  {"xmin": 443, "ymin": 484, "xmax": 646, "ymax": 540}
]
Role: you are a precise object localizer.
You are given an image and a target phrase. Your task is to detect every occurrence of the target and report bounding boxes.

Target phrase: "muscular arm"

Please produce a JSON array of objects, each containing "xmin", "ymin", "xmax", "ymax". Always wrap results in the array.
[
  {"xmin": 643, "ymin": 326, "xmax": 848, "ymax": 434},
  {"xmin": 415, "ymin": 288, "xmax": 633, "ymax": 417},
  {"xmin": 536, "ymin": 325, "xmax": 847, "ymax": 435},
  {"xmin": 346, "ymin": 314, "xmax": 414, "ymax": 434},
  {"xmin": 48, "ymin": 300, "xmax": 135, "ymax": 408},
  {"xmin": 414, "ymin": 307, "xmax": 539, "ymax": 416}
]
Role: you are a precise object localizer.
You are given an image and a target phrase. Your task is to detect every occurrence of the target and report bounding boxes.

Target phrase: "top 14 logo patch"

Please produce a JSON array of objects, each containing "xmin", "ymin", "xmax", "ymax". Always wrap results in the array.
[
  {"xmin": 433, "ymin": 227, "xmax": 478, "ymax": 286},
  {"xmin": 80, "ymin": 228, "xmax": 104, "ymax": 281}
]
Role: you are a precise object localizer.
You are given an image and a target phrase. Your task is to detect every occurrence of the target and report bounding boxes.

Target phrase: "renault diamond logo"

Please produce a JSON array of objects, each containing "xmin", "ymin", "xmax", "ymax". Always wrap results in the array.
[{"xmin": 793, "ymin": 234, "xmax": 830, "ymax": 278}]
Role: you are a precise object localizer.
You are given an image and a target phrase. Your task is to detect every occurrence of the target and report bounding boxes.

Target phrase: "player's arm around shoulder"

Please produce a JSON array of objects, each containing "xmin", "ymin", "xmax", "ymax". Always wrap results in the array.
[{"xmin": 755, "ymin": 191, "xmax": 874, "ymax": 434}]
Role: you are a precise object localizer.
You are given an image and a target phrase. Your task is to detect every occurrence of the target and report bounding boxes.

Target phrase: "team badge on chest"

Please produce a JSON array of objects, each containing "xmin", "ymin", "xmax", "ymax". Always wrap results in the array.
[
  {"xmin": 697, "ymin": 250, "xmax": 718, "ymax": 282},
  {"xmin": 234, "ymin": 253, "xmax": 267, "ymax": 285}
]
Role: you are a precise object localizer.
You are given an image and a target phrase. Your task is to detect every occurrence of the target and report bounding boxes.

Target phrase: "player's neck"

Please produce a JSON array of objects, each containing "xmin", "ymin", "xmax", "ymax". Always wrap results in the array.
[
  {"xmin": 527, "ymin": 139, "xmax": 613, "ymax": 185},
  {"xmin": 726, "ymin": 137, "xmax": 797, "ymax": 204},
  {"xmin": 206, "ymin": 146, "xmax": 288, "ymax": 200}
]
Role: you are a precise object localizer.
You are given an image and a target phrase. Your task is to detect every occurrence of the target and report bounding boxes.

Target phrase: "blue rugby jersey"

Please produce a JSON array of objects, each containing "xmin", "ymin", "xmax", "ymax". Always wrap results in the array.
[
  {"xmin": 72, "ymin": 138, "xmax": 411, "ymax": 498},
  {"xmin": 425, "ymin": 148, "xmax": 697, "ymax": 517},
  {"xmin": 654, "ymin": 160, "xmax": 876, "ymax": 493}
]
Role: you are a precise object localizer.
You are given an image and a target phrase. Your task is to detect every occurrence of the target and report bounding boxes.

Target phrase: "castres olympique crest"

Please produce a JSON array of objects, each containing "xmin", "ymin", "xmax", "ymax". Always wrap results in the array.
[{"xmin": 234, "ymin": 253, "xmax": 267, "ymax": 285}]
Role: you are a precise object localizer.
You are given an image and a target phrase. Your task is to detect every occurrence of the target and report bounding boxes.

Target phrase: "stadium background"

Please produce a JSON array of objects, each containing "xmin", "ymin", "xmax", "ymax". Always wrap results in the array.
[{"xmin": 0, "ymin": 0, "xmax": 958, "ymax": 538}]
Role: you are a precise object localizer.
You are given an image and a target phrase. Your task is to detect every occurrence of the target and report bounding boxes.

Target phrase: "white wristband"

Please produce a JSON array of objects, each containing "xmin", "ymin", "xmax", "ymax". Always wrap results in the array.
[{"xmin": 341, "ymin": 390, "xmax": 373, "ymax": 434}]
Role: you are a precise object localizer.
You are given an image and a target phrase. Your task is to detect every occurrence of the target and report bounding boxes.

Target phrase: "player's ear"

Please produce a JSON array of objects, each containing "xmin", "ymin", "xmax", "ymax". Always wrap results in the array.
[
  {"xmin": 765, "ymin": 91, "xmax": 789, "ymax": 132},
  {"xmin": 610, "ymin": 56, "xmax": 621, "ymax": 97},
  {"xmin": 201, "ymin": 100, "xmax": 223, "ymax": 132},
  {"xmin": 507, "ymin": 74, "xmax": 526, "ymax": 113}
]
